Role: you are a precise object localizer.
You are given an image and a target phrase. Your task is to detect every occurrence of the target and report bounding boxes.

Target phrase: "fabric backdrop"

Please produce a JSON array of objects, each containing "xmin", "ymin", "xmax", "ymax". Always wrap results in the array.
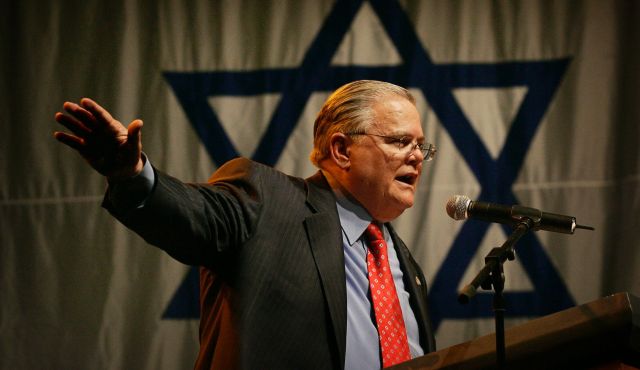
[{"xmin": 2, "ymin": 0, "xmax": 639, "ymax": 368}]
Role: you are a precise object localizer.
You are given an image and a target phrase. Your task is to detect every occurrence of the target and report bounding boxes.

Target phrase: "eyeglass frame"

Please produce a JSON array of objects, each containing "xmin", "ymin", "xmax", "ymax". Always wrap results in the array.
[{"xmin": 344, "ymin": 131, "xmax": 437, "ymax": 162}]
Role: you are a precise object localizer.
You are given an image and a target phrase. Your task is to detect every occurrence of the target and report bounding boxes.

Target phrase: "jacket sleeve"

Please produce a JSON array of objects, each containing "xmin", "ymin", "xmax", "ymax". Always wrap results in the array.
[{"xmin": 102, "ymin": 157, "xmax": 263, "ymax": 268}]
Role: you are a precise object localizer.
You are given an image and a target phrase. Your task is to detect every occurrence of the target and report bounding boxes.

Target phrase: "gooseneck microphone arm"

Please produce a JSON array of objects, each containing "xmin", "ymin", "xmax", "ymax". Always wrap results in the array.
[{"xmin": 457, "ymin": 217, "xmax": 528, "ymax": 303}]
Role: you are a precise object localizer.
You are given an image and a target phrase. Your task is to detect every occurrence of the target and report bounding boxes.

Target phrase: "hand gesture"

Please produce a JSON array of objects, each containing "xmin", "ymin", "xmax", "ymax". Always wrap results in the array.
[{"xmin": 54, "ymin": 98, "xmax": 144, "ymax": 180}]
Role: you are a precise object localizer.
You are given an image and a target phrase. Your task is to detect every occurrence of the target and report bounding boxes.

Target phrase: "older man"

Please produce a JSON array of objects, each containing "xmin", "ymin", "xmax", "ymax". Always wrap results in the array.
[{"xmin": 54, "ymin": 80, "xmax": 436, "ymax": 369}]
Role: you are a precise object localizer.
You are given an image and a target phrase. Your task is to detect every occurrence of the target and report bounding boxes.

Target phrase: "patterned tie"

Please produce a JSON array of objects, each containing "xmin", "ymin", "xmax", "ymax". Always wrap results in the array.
[{"xmin": 364, "ymin": 222, "xmax": 411, "ymax": 368}]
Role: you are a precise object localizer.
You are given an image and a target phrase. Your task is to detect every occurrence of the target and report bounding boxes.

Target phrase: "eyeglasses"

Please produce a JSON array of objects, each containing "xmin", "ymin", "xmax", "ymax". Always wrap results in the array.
[{"xmin": 345, "ymin": 132, "xmax": 437, "ymax": 161}]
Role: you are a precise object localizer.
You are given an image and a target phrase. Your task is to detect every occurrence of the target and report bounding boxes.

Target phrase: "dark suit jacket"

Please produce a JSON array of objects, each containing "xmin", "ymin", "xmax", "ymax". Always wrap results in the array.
[{"xmin": 104, "ymin": 157, "xmax": 435, "ymax": 369}]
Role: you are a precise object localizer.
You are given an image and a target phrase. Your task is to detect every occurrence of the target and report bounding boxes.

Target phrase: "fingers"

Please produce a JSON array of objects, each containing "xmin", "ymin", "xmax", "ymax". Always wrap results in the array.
[
  {"xmin": 54, "ymin": 111, "xmax": 91, "ymax": 137},
  {"xmin": 56, "ymin": 98, "xmax": 130, "ymax": 141},
  {"xmin": 80, "ymin": 98, "xmax": 115, "ymax": 126},
  {"xmin": 56, "ymin": 98, "xmax": 119, "ymax": 135},
  {"xmin": 62, "ymin": 101, "xmax": 98, "ymax": 129},
  {"xmin": 53, "ymin": 131, "xmax": 85, "ymax": 152}
]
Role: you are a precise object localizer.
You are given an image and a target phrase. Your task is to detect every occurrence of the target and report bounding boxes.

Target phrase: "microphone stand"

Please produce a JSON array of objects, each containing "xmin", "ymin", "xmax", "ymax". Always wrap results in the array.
[{"xmin": 457, "ymin": 218, "xmax": 534, "ymax": 370}]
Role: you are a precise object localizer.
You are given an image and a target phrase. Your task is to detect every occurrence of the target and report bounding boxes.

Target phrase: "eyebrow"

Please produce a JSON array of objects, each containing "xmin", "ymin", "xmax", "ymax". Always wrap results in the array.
[
  {"xmin": 383, "ymin": 131, "xmax": 425, "ymax": 142},
  {"xmin": 368, "ymin": 122, "xmax": 425, "ymax": 141}
]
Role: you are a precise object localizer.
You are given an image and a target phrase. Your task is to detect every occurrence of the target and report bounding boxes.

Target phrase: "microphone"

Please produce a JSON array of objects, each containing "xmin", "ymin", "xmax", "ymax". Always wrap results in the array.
[{"xmin": 445, "ymin": 195, "xmax": 594, "ymax": 234}]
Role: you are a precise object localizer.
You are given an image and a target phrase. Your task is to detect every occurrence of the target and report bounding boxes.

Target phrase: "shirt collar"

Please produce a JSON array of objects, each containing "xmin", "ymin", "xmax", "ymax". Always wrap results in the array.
[{"xmin": 334, "ymin": 192, "xmax": 374, "ymax": 247}]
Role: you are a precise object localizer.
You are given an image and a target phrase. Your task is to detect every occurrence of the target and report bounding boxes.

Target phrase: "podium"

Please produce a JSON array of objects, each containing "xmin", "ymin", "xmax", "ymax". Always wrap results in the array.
[{"xmin": 390, "ymin": 292, "xmax": 640, "ymax": 369}]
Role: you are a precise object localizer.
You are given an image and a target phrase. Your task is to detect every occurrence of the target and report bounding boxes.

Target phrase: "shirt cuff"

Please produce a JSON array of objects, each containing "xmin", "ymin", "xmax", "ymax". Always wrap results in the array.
[{"xmin": 106, "ymin": 154, "xmax": 155, "ymax": 211}]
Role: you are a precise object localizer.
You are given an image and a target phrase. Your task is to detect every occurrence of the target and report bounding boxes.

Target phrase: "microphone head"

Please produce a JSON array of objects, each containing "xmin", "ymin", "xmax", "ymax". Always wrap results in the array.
[{"xmin": 446, "ymin": 195, "xmax": 472, "ymax": 220}]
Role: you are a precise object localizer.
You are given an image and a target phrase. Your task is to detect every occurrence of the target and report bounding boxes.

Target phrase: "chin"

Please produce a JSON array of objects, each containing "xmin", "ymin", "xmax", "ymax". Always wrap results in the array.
[
  {"xmin": 395, "ymin": 195, "xmax": 415, "ymax": 209},
  {"xmin": 375, "ymin": 203, "xmax": 411, "ymax": 222}
]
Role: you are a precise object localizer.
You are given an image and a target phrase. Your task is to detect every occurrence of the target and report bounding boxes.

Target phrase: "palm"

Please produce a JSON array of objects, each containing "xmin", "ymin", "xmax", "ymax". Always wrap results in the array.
[{"xmin": 54, "ymin": 98, "xmax": 143, "ymax": 179}]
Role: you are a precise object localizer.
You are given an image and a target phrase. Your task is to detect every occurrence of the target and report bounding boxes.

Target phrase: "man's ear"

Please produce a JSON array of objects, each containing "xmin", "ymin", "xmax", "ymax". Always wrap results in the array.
[{"xmin": 328, "ymin": 133, "xmax": 351, "ymax": 169}]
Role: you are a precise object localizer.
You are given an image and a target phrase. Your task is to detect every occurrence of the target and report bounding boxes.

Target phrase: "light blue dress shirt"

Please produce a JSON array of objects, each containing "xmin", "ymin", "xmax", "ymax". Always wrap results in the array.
[{"xmin": 335, "ymin": 195, "xmax": 423, "ymax": 370}]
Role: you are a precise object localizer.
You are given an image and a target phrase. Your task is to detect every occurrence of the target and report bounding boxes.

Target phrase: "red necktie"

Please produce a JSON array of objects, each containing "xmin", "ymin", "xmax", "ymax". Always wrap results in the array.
[{"xmin": 365, "ymin": 222, "xmax": 411, "ymax": 368}]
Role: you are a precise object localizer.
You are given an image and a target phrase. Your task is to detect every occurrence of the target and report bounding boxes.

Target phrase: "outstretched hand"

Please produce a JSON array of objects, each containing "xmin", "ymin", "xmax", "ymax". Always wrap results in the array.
[{"xmin": 54, "ymin": 98, "xmax": 144, "ymax": 181}]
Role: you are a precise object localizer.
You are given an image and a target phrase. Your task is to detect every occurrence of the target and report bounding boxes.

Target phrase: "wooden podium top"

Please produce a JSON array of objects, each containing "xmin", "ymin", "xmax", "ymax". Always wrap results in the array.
[{"xmin": 390, "ymin": 292, "xmax": 640, "ymax": 370}]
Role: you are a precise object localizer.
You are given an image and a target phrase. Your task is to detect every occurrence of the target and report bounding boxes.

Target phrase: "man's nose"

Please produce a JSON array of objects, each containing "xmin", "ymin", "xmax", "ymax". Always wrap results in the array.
[{"xmin": 406, "ymin": 145, "xmax": 423, "ymax": 165}]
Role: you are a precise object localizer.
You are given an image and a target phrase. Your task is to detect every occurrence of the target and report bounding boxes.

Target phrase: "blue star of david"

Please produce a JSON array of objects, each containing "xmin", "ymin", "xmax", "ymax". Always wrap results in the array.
[{"xmin": 161, "ymin": 0, "xmax": 575, "ymax": 330}]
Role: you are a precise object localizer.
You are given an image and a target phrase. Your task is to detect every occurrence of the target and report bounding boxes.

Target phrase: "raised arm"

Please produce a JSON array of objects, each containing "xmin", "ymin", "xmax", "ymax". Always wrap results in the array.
[{"xmin": 54, "ymin": 98, "xmax": 144, "ymax": 180}]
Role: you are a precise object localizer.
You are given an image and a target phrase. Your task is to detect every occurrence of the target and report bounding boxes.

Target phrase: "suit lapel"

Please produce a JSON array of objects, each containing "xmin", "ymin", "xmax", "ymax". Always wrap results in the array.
[{"xmin": 304, "ymin": 171, "xmax": 347, "ymax": 366}]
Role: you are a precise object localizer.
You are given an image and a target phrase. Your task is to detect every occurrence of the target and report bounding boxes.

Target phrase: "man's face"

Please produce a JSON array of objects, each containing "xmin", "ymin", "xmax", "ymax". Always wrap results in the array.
[{"xmin": 345, "ymin": 95, "xmax": 425, "ymax": 222}]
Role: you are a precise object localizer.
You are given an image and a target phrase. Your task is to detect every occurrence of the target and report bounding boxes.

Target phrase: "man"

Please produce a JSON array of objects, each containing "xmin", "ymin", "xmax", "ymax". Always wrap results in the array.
[{"xmin": 54, "ymin": 80, "xmax": 437, "ymax": 369}]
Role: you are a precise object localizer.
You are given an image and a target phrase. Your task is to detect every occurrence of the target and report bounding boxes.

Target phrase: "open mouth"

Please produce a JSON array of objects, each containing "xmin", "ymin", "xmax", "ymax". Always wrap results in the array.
[{"xmin": 395, "ymin": 174, "xmax": 417, "ymax": 186}]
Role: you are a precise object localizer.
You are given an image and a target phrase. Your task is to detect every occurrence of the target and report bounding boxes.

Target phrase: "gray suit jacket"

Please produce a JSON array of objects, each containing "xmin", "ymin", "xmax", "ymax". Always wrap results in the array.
[{"xmin": 104, "ymin": 157, "xmax": 435, "ymax": 369}]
